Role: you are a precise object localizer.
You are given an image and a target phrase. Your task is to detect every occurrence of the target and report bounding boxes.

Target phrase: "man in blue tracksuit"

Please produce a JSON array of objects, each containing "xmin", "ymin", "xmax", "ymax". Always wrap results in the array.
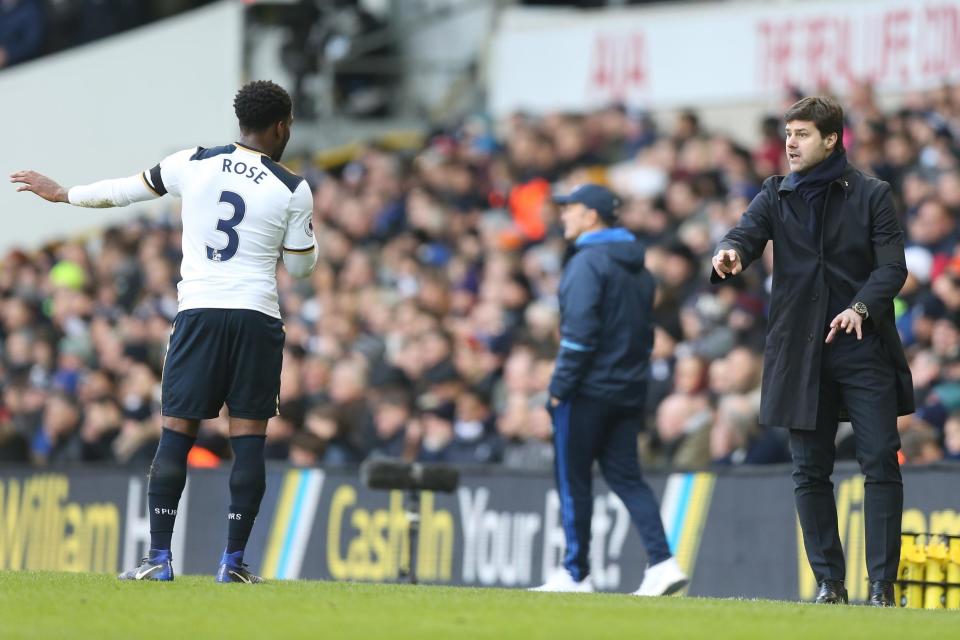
[{"xmin": 532, "ymin": 184, "xmax": 688, "ymax": 595}]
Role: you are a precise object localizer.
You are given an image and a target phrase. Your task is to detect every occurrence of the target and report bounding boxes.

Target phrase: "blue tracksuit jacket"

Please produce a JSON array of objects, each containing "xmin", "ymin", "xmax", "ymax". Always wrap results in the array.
[{"xmin": 548, "ymin": 227, "xmax": 654, "ymax": 408}]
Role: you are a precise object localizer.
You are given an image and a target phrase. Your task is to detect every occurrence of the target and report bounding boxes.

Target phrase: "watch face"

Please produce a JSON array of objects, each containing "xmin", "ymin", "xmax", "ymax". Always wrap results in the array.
[{"xmin": 853, "ymin": 302, "xmax": 867, "ymax": 315}]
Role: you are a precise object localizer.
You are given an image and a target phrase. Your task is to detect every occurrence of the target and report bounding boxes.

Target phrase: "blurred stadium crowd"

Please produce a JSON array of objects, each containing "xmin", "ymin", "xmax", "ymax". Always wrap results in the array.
[
  {"xmin": 0, "ymin": 0, "xmax": 216, "ymax": 70},
  {"xmin": 2, "ymin": 81, "xmax": 960, "ymax": 472}
]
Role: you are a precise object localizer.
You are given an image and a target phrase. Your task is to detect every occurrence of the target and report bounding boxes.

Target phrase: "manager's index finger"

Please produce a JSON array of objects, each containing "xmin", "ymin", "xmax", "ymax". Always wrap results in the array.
[
  {"xmin": 726, "ymin": 249, "xmax": 738, "ymax": 262},
  {"xmin": 711, "ymin": 256, "xmax": 726, "ymax": 278}
]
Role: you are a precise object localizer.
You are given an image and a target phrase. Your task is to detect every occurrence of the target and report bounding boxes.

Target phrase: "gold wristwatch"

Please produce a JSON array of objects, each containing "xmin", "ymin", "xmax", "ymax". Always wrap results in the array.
[{"xmin": 850, "ymin": 302, "xmax": 869, "ymax": 319}]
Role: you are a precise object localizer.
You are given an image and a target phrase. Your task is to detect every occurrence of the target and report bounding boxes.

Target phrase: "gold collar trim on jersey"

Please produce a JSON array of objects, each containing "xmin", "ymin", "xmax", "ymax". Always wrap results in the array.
[{"xmin": 234, "ymin": 142, "xmax": 268, "ymax": 155}]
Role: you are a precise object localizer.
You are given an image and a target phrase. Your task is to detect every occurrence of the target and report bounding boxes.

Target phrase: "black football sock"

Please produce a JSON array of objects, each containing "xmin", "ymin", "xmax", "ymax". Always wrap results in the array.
[
  {"xmin": 225, "ymin": 435, "xmax": 267, "ymax": 556},
  {"xmin": 148, "ymin": 427, "xmax": 195, "ymax": 552}
]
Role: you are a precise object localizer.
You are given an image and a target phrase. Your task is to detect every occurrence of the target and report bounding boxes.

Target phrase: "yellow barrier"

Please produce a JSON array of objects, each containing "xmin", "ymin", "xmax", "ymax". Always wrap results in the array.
[
  {"xmin": 899, "ymin": 535, "xmax": 927, "ymax": 608},
  {"xmin": 896, "ymin": 533, "xmax": 960, "ymax": 609},
  {"xmin": 948, "ymin": 539, "xmax": 960, "ymax": 609},
  {"xmin": 924, "ymin": 540, "xmax": 948, "ymax": 609}
]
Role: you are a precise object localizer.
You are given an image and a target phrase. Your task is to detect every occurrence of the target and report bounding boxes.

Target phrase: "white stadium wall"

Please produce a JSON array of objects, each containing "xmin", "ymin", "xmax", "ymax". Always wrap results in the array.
[
  {"xmin": 0, "ymin": 1, "xmax": 242, "ymax": 251},
  {"xmin": 489, "ymin": 0, "xmax": 960, "ymax": 116}
]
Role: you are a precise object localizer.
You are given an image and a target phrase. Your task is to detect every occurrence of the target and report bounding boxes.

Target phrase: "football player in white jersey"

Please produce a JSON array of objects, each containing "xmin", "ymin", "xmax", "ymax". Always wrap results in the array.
[{"xmin": 11, "ymin": 80, "xmax": 316, "ymax": 584}]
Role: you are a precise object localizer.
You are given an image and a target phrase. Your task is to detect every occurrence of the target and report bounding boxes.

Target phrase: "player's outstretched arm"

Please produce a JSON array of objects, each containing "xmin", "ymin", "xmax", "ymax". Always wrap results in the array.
[
  {"xmin": 11, "ymin": 169, "xmax": 162, "ymax": 208},
  {"xmin": 9, "ymin": 170, "xmax": 69, "ymax": 203}
]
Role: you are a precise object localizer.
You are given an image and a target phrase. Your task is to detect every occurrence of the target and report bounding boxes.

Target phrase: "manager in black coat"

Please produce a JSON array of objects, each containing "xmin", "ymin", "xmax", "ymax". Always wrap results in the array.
[{"xmin": 711, "ymin": 97, "xmax": 913, "ymax": 607}]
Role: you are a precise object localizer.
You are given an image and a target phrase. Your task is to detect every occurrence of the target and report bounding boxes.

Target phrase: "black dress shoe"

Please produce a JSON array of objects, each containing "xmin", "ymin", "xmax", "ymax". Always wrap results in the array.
[
  {"xmin": 815, "ymin": 580, "xmax": 848, "ymax": 604},
  {"xmin": 869, "ymin": 580, "xmax": 895, "ymax": 607}
]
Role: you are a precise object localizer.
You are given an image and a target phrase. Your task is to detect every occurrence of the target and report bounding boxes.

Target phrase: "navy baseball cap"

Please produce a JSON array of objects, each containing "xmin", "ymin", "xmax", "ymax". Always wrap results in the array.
[{"xmin": 552, "ymin": 183, "xmax": 621, "ymax": 222}]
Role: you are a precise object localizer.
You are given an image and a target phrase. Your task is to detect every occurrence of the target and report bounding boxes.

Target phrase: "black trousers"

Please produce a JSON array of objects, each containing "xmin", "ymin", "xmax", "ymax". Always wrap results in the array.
[{"xmin": 789, "ymin": 331, "xmax": 903, "ymax": 583}]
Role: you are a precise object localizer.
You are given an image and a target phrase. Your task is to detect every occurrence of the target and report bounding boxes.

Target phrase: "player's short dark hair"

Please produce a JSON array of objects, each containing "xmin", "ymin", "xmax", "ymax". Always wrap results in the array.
[
  {"xmin": 233, "ymin": 80, "xmax": 292, "ymax": 131},
  {"xmin": 784, "ymin": 96, "xmax": 844, "ymax": 149}
]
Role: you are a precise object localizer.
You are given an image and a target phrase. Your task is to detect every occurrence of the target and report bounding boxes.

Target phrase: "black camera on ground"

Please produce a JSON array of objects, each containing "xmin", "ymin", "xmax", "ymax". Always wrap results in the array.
[{"xmin": 359, "ymin": 458, "xmax": 460, "ymax": 585}]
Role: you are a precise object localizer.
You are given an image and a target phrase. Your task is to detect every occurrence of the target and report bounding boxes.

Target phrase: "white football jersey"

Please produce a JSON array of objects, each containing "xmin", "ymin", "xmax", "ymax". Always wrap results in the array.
[{"xmin": 142, "ymin": 142, "xmax": 314, "ymax": 319}]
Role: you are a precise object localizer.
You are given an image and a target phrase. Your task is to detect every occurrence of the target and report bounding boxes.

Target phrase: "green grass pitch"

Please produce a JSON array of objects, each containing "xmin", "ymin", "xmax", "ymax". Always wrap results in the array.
[{"xmin": 2, "ymin": 571, "xmax": 959, "ymax": 640}]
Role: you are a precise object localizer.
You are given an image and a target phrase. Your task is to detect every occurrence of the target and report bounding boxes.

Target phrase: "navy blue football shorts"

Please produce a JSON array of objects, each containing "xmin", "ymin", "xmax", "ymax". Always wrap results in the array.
[{"xmin": 161, "ymin": 308, "xmax": 285, "ymax": 421}]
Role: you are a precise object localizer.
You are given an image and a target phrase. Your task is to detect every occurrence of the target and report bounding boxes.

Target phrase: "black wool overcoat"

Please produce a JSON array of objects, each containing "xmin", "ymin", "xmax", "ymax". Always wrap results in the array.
[{"xmin": 711, "ymin": 165, "xmax": 915, "ymax": 430}]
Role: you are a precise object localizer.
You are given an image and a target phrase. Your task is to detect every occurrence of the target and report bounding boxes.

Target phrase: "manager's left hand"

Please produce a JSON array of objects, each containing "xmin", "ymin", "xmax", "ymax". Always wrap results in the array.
[{"xmin": 825, "ymin": 308, "xmax": 862, "ymax": 343}]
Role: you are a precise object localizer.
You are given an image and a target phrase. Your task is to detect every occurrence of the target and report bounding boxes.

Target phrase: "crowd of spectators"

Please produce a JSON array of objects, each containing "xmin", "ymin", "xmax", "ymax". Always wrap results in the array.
[
  {"xmin": 0, "ymin": 0, "xmax": 216, "ymax": 71},
  {"xmin": 2, "ymin": 81, "xmax": 960, "ymax": 473}
]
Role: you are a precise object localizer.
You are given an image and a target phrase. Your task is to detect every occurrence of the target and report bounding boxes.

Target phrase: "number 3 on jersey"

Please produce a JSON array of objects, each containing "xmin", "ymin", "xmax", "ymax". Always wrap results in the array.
[{"xmin": 206, "ymin": 190, "xmax": 245, "ymax": 262}]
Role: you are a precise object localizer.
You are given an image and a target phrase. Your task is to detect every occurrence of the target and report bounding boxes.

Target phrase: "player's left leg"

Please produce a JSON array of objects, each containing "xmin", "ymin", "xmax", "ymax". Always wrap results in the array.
[
  {"xmin": 119, "ymin": 418, "xmax": 201, "ymax": 581},
  {"xmin": 121, "ymin": 309, "xmax": 227, "ymax": 582}
]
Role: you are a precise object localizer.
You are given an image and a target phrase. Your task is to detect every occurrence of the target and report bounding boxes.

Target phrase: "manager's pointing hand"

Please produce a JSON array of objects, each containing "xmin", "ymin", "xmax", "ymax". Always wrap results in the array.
[{"xmin": 711, "ymin": 249, "xmax": 742, "ymax": 279}]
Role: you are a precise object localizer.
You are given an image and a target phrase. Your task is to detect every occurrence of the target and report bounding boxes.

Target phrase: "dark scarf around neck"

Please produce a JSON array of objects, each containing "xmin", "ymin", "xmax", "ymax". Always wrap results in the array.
[{"xmin": 793, "ymin": 148, "xmax": 848, "ymax": 211}]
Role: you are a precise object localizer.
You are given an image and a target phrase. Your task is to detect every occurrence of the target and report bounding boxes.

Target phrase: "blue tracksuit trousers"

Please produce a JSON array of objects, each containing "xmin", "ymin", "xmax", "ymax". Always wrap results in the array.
[{"xmin": 551, "ymin": 393, "xmax": 672, "ymax": 581}]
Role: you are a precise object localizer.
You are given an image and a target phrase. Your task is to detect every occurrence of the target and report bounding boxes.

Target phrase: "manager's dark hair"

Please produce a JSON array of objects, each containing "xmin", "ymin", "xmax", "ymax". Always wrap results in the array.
[
  {"xmin": 233, "ymin": 80, "xmax": 292, "ymax": 131},
  {"xmin": 784, "ymin": 96, "xmax": 845, "ymax": 150}
]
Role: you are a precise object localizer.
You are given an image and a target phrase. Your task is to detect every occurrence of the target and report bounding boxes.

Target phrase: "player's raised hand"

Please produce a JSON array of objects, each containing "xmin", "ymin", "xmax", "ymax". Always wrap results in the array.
[
  {"xmin": 9, "ymin": 170, "xmax": 69, "ymax": 203},
  {"xmin": 711, "ymin": 249, "xmax": 742, "ymax": 279}
]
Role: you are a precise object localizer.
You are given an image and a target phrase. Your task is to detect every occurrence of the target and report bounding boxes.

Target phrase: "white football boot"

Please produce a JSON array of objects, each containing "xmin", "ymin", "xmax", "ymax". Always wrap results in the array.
[
  {"xmin": 632, "ymin": 557, "xmax": 689, "ymax": 596},
  {"xmin": 530, "ymin": 570, "xmax": 594, "ymax": 593}
]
